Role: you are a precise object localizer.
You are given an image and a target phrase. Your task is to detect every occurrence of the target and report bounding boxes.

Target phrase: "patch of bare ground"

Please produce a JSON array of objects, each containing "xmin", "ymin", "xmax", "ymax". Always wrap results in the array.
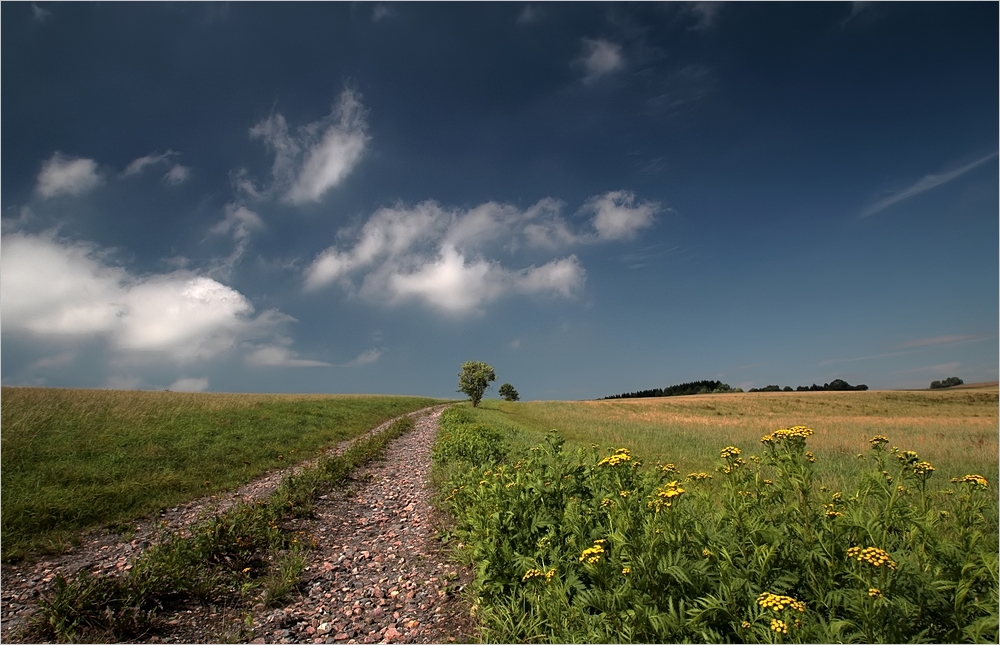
[{"xmin": 1, "ymin": 405, "xmax": 478, "ymax": 644}]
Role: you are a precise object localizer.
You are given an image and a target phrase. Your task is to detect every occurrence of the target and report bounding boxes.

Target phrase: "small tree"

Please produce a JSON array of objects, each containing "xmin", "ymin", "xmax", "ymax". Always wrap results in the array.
[
  {"xmin": 458, "ymin": 361, "xmax": 496, "ymax": 407},
  {"xmin": 499, "ymin": 383, "xmax": 520, "ymax": 402}
]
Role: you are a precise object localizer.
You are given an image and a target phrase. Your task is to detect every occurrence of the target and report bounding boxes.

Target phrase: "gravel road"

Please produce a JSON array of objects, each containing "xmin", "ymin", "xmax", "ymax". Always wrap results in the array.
[{"xmin": 1, "ymin": 405, "xmax": 477, "ymax": 643}]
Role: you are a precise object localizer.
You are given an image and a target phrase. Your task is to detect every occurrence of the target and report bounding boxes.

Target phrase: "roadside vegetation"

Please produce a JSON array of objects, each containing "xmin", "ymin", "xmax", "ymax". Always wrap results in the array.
[
  {"xmin": 432, "ymin": 395, "xmax": 999, "ymax": 643},
  {"xmin": 26, "ymin": 414, "xmax": 420, "ymax": 643},
  {"xmin": 1, "ymin": 387, "xmax": 444, "ymax": 561}
]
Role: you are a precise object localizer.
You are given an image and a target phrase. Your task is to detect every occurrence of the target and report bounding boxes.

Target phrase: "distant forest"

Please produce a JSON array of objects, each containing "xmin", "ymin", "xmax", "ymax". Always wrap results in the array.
[
  {"xmin": 604, "ymin": 380, "xmax": 737, "ymax": 400},
  {"xmin": 604, "ymin": 378, "xmax": 868, "ymax": 400}
]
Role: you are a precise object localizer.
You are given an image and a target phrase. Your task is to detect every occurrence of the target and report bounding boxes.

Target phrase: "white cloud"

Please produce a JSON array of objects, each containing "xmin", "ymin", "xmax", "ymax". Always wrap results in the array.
[
  {"xmin": 344, "ymin": 348, "xmax": 382, "ymax": 367},
  {"xmin": 578, "ymin": 38, "xmax": 625, "ymax": 83},
  {"xmin": 250, "ymin": 88, "xmax": 368, "ymax": 204},
  {"xmin": 31, "ymin": 3, "xmax": 52, "ymax": 22},
  {"xmin": 123, "ymin": 151, "xmax": 176, "ymax": 177},
  {"xmin": 245, "ymin": 342, "xmax": 331, "ymax": 367},
  {"xmin": 302, "ymin": 193, "xmax": 656, "ymax": 313},
  {"xmin": 29, "ymin": 351, "xmax": 77, "ymax": 370},
  {"xmin": 0, "ymin": 232, "xmax": 298, "ymax": 363},
  {"xmin": 686, "ymin": 2, "xmax": 722, "ymax": 30},
  {"xmin": 36, "ymin": 152, "xmax": 103, "ymax": 198},
  {"xmin": 207, "ymin": 203, "xmax": 265, "ymax": 280},
  {"xmin": 860, "ymin": 152, "xmax": 998, "ymax": 217},
  {"xmin": 164, "ymin": 164, "xmax": 191, "ymax": 185},
  {"xmin": 584, "ymin": 190, "xmax": 658, "ymax": 240},
  {"xmin": 169, "ymin": 376, "xmax": 209, "ymax": 392},
  {"xmin": 372, "ymin": 3, "xmax": 392, "ymax": 22},
  {"xmin": 517, "ymin": 4, "xmax": 541, "ymax": 23}
]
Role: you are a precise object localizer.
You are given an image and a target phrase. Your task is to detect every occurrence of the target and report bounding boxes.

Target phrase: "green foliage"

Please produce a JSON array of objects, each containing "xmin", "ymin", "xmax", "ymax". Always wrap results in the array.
[
  {"xmin": 499, "ymin": 383, "xmax": 520, "ymax": 402},
  {"xmin": 433, "ymin": 409, "xmax": 999, "ymax": 643},
  {"xmin": 29, "ymin": 416, "xmax": 417, "ymax": 643},
  {"xmin": 1, "ymin": 387, "xmax": 442, "ymax": 561},
  {"xmin": 932, "ymin": 377, "xmax": 965, "ymax": 389},
  {"xmin": 458, "ymin": 361, "xmax": 496, "ymax": 407}
]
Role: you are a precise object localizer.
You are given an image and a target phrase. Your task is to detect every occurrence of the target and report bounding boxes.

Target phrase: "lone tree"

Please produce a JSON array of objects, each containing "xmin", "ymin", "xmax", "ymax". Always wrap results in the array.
[
  {"xmin": 458, "ymin": 361, "xmax": 496, "ymax": 407},
  {"xmin": 931, "ymin": 376, "xmax": 964, "ymax": 389},
  {"xmin": 499, "ymin": 383, "xmax": 520, "ymax": 402}
]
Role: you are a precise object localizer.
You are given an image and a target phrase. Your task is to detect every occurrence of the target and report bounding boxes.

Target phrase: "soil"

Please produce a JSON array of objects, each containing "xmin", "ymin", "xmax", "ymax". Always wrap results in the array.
[{"xmin": 1, "ymin": 405, "xmax": 479, "ymax": 643}]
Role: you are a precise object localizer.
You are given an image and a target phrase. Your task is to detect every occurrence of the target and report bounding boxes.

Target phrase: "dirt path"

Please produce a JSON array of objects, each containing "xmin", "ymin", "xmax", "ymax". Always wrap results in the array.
[{"xmin": 1, "ymin": 405, "xmax": 477, "ymax": 643}]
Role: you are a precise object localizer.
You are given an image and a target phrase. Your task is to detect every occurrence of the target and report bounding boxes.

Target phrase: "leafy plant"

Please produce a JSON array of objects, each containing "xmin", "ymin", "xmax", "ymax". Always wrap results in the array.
[{"xmin": 458, "ymin": 361, "xmax": 496, "ymax": 407}]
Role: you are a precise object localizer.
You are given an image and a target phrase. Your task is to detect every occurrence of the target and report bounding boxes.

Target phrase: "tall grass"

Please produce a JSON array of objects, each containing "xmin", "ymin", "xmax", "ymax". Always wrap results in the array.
[
  {"xmin": 488, "ymin": 389, "xmax": 999, "ymax": 492},
  {"xmin": 1, "ymin": 387, "xmax": 445, "ymax": 560},
  {"xmin": 432, "ymin": 404, "xmax": 999, "ymax": 643}
]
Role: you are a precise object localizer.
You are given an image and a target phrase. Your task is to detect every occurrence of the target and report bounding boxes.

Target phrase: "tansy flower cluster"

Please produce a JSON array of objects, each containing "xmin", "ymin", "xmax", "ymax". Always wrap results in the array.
[
  {"xmin": 720, "ymin": 446, "xmax": 742, "ymax": 459},
  {"xmin": 648, "ymin": 480, "xmax": 685, "ymax": 511},
  {"xmin": 951, "ymin": 474, "xmax": 989, "ymax": 488},
  {"xmin": 686, "ymin": 472, "xmax": 712, "ymax": 481},
  {"xmin": 757, "ymin": 592, "xmax": 806, "ymax": 613},
  {"xmin": 912, "ymin": 461, "xmax": 934, "ymax": 477},
  {"xmin": 869, "ymin": 434, "xmax": 889, "ymax": 449},
  {"xmin": 598, "ymin": 448, "xmax": 632, "ymax": 467},
  {"xmin": 580, "ymin": 539, "xmax": 606, "ymax": 563},
  {"xmin": 522, "ymin": 568, "xmax": 556, "ymax": 582},
  {"xmin": 847, "ymin": 546, "xmax": 897, "ymax": 569},
  {"xmin": 770, "ymin": 619, "xmax": 789, "ymax": 634},
  {"xmin": 760, "ymin": 425, "xmax": 814, "ymax": 444},
  {"xmin": 868, "ymin": 588, "xmax": 883, "ymax": 598}
]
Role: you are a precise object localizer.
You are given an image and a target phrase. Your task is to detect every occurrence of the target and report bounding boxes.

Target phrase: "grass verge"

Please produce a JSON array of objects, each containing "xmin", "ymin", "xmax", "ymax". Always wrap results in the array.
[
  {"xmin": 24, "ymin": 413, "xmax": 421, "ymax": 644},
  {"xmin": 1, "ymin": 387, "xmax": 445, "ymax": 560}
]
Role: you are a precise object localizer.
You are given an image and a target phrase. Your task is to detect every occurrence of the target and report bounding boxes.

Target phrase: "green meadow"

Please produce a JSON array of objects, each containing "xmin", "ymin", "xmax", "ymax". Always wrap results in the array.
[{"xmin": 1, "ymin": 387, "xmax": 444, "ymax": 561}]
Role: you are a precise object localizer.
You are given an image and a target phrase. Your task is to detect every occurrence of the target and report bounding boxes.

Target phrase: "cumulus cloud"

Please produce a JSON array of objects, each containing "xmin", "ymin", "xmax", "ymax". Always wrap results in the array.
[
  {"xmin": 169, "ymin": 376, "xmax": 209, "ymax": 392},
  {"xmin": 584, "ymin": 190, "xmax": 658, "ymax": 240},
  {"xmin": 36, "ymin": 152, "xmax": 103, "ymax": 198},
  {"xmin": 302, "ymin": 192, "xmax": 655, "ymax": 314},
  {"xmin": 164, "ymin": 164, "xmax": 191, "ymax": 185},
  {"xmin": 249, "ymin": 88, "xmax": 368, "ymax": 204},
  {"xmin": 0, "ymin": 232, "xmax": 311, "ymax": 363},
  {"xmin": 578, "ymin": 38, "xmax": 625, "ymax": 83}
]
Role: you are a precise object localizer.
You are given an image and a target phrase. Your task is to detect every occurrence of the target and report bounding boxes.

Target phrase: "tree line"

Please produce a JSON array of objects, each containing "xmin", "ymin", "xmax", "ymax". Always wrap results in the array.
[
  {"xmin": 748, "ymin": 379, "xmax": 868, "ymax": 392},
  {"xmin": 604, "ymin": 380, "xmax": 739, "ymax": 400}
]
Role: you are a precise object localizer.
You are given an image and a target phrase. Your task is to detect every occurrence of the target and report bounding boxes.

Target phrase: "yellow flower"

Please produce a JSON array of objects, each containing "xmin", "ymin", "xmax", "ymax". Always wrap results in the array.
[
  {"xmin": 522, "ymin": 568, "xmax": 544, "ymax": 582},
  {"xmin": 702, "ymin": 548, "xmax": 713, "ymax": 558},
  {"xmin": 804, "ymin": 451, "xmax": 816, "ymax": 463},
  {"xmin": 720, "ymin": 446, "xmax": 742, "ymax": 459},
  {"xmin": 913, "ymin": 461, "xmax": 934, "ymax": 477},
  {"xmin": 649, "ymin": 480, "xmax": 686, "ymax": 511},
  {"xmin": 686, "ymin": 472, "xmax": 712, "ymax": 481},
  {"xmin": 847, "ymin": 546, "xmax": 897, "ymax": 570},
  {"xmin": 868, "ymin": 588, "xmax": 882, "ymax": 598},
  {"xmin": 741, "ymin": 621, "xmax": 751, "ymax": 630},
  {"xmin": 770, "ymin": 618, "xmax": 789, "ymax": 634},
  {"xmin": 580, "ymin": 540, "xmax": 606, "ymax": 564},
  {"xmin": 621, "ymin": 567, "xmax": 631, "ymax": 575},
  {"xmin": 545, "ymin": 569, "xmax": 555, "ymax": 581},
  {"xmin": 597, "ymin": 448, "xmax": 633, "ymax": 467},
  {"xmin": 661, "ymin": 463, "xmax": 677, "ymax": 473},
  {"xmin": 951, "ymin": 474, "xmax": 989, "ymax": 488},
  {"xmin": 761, "ymin": 425, "xmax": 814, "ymax": 444},
  {"xmin": 619, "ymin": 490, "xmax": 630, "ymax": 498},
  {"xmin": 869, "ymin": 434, "xmax": 889, "ymax": 449},
  {"xmin": 757, "ymin": 592, "xmax": 806, "ymax": 613}
]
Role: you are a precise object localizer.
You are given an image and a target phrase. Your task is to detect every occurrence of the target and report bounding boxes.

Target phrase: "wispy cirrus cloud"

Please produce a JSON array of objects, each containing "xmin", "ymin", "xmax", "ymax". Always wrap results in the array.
[
  {"xmin": 890, "ymin": 334, "xmax": 992, "ymax": 349},
  {"xmin": 342, "ymin": 348, "xmax": 382, "ymax": 367},
  {"xmin": 31, "ymin": 2, "xmax": 52, "ymax": 23},
  {"xmin": 248, "ymin": 88, "xmax": 368, "ymax": 205},
  {"xmin": 860, "ymin": 152, "xmax": 998, "ymax": 217},
  {"xmin": 123, "ymin": 150, "xmax": 191, "ymax": 185}
]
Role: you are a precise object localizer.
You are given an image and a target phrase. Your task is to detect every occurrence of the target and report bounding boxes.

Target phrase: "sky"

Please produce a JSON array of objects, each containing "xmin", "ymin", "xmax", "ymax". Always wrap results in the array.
[{"xmin": 2, "ymin": 2, "xmax": 997, "ymax": 400}]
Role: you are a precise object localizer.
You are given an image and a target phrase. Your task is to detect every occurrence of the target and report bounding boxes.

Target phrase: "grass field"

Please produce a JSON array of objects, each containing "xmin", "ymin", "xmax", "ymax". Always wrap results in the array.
[
  {"xmin": 478, "ymin": 387, "xmax": 999, "ymax": 488},
  {"xmin": 1, "ymin": 387, "xmax": 445, "ymax": 561}
]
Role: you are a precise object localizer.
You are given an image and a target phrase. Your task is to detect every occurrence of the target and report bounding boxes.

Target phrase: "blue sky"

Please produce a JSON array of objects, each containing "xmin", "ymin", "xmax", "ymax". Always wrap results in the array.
[{"xmin": 2, "ymin": 2, "xmax": 997, "ymax": 399}]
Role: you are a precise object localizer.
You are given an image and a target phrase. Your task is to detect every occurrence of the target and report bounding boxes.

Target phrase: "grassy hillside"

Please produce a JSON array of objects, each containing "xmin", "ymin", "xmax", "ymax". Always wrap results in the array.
[
  {"xmin": 479, "ymin": 388, "xmax": 999, "ymax": 488},
  {"xmin": 1, "ymin": 387, "xmax": 445, "ymax": 560}
]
